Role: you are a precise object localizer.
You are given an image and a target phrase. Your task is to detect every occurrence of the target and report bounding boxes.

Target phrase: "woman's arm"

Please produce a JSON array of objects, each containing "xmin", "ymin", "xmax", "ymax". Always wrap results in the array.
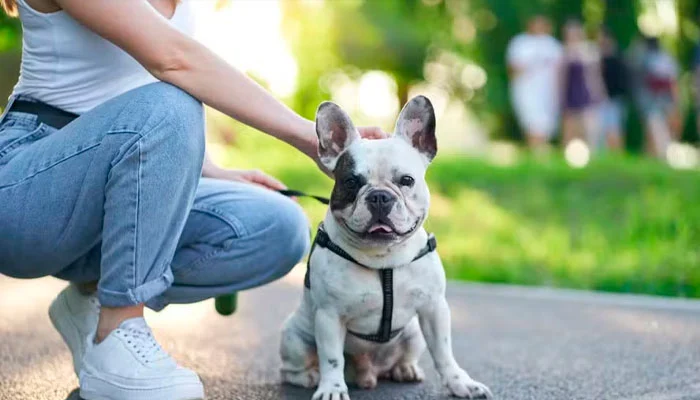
[{"xmin": 54, "ymin": 0, "xmax": 371, "ymax": 164}]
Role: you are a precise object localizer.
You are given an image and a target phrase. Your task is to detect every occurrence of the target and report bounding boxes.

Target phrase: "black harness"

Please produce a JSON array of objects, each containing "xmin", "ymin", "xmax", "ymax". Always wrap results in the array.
[{"xmin": 305, "ymin": 224, "xmax": 437, "ymax": 343}]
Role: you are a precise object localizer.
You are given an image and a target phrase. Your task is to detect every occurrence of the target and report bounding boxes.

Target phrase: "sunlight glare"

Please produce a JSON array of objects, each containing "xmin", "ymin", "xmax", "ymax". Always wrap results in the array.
[
  {"xmin": 358, "ymin": 71, "xmax": 399, "ymax": 118},
  {"xmin": 190, "ymin": 0, "xmax": 298, "ymax": 97}
]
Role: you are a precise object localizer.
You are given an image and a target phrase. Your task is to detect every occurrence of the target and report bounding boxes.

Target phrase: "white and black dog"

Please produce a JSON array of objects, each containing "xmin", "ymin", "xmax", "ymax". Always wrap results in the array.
[{"xmin": 280, "ymin": 96, "xmax": 492, "ymax": 400}]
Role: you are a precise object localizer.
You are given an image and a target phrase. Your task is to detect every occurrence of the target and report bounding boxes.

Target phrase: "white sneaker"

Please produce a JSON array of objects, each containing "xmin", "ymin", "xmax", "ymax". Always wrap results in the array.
[
  {"xmin": 48, "ymin": 284, "xmax": 100, "ymax": 376},
  {"xmin": 79, "ymin": 317, "xmax": 205, "ymax": 400}
]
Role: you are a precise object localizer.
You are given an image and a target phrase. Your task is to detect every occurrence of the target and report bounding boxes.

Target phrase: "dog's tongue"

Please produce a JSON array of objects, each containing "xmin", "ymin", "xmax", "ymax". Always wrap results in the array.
[{"xmin": 369, "ymin": 224, "xmax": 393, "ymax": 234}]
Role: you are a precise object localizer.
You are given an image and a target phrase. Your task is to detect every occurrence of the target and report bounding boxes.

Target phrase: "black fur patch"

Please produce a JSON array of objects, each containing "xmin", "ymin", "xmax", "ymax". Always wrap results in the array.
[{"xmin": 330, "ymin": 152, "xmax": 366, "ymax": 211}]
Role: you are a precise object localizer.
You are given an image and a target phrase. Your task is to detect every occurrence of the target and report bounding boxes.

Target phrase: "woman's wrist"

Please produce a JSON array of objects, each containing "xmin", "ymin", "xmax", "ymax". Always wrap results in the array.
[{"xmin": 288, "ymin": 118, "xmax": 319, "ymax": 162}]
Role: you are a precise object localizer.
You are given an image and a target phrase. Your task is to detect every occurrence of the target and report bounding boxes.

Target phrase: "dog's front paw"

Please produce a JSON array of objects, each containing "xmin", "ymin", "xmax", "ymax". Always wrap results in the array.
[
  {"xmin": 312, "ymin": 380, "xmax": 350, "ymax": 400},
  {"xmin": 442, "ymin": 369, "xmax": 492, "ymax": 399}
]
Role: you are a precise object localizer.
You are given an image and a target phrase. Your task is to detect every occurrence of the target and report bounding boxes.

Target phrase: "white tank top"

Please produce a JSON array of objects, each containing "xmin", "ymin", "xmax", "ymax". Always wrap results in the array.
[{"xmin": 10, "ymin": 0, "xmax": 194, "ymax": 114}]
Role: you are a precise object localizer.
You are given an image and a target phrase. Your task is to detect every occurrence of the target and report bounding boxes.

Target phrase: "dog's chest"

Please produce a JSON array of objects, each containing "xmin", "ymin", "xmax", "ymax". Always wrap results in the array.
[{"xmin": 311, "ymin": 251, "xmax": 440, "ymax": 324}]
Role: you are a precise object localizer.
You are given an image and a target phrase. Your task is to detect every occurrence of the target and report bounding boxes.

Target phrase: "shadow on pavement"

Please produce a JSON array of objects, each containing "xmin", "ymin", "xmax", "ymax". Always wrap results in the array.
[{"xmin": 65, "ymin": 388, "xmax": 81, "ymax": 399}]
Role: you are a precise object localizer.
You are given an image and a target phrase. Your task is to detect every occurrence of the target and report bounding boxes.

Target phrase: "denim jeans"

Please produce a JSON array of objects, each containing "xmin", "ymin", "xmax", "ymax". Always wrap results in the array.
[{"xmin": 0, "ymin": 82, "xmax": 310, "ymax": 310}]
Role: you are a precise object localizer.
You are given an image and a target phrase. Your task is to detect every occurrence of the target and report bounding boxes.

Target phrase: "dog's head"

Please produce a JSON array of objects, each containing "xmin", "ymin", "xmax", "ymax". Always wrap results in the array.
[{"xmin": 316, "ymin": 96, "xmax": 437, "ymax": 245}]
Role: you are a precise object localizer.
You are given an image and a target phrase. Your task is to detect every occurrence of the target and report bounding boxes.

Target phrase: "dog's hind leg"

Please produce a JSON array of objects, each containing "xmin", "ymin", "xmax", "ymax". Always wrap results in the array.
[
  {"xmin": 280, "ymin": 315, "xmax": 320, "ymax": 388},
  {"xmin": 388, "ymin": 317, "xmax": 426, "ymax": 383},
  {"xmin": 352, "ymin": 353, "xmax": 378, "ymax": 389}
]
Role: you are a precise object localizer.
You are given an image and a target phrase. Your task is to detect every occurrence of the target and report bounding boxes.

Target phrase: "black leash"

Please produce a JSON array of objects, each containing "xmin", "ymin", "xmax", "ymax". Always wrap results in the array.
[{"xmin": 277, "ymin": 189, "xmax": 330, "ymax": 205}]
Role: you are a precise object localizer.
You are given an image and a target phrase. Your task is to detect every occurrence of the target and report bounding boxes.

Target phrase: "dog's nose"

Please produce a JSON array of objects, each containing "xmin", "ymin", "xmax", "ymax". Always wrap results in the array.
[{"xmin": 366, "ymin": 189, "xmax": 396, "ymax": 214}]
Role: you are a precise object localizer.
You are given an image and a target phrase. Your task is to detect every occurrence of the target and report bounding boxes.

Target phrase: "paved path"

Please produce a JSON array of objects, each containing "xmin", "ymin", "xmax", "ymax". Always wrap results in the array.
[{"xmin": 1, "ymin": 267, "xmax": 700, "ymax": 400}]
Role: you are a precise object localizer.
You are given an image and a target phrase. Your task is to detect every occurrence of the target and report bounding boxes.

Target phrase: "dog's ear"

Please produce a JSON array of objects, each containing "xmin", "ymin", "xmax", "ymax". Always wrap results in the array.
[
  {"xmin": 394, "ymin": 96, "xmax": 437, "ymax": 162},
  {"xmin": 315, "ymin": 101, "xmax": 360, "ymax": 171}
]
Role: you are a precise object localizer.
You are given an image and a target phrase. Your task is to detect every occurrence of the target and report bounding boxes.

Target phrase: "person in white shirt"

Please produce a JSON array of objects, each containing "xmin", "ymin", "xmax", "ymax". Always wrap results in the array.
[{"xmin": 507, "ymin": 15, "xmax": 563, "ymax": 151}]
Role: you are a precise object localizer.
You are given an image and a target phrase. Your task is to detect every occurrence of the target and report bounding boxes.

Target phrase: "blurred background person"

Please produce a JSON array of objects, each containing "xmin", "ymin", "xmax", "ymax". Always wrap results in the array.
[
  {"xmin": 626, "ymin": 34, "xmax": 650, "ymax": 119},
  {"xmin": 638, "ymin": 36, "xmax": 681, "ymax": 157},
  {"xmin": 559, "ymin": 19, "xmax": 606, "ymax": 151},
  {"xmin": 692, "ymin": 41, "xmax": 700, "ymax": 140},
  {"xmin": 507, "ymin": 15, "xmax": 563, "ymax": 152},
  {"xmin": 598, "ymin": 26, "xmax": 629, "ymax": 151}
]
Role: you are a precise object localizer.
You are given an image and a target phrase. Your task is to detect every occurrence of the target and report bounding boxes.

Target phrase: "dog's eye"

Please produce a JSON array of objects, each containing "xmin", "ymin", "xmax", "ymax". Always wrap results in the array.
[
  {"xmin": 399, "ymin": 175, "xmax": 415, "ymax": 187},
  {"xmin": 344, "ymin": 177, "xmax": 359, "ymax": 188}
]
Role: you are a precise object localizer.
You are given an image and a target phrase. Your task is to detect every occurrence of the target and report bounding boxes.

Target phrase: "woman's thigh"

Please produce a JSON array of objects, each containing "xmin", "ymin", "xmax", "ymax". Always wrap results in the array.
[
  {"xmin": 57, "ymin": 178, "xmax": 312, "ymax": 309},
  {"xmin": 0, "ymin": 83, "xmax": 204, "ymax": 278}
]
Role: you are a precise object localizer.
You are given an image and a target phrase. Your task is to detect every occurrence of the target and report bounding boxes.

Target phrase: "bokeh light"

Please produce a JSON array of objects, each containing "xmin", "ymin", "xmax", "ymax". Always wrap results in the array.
[{"xmin": 565, "ymin": 139, "xmax": 591, "ymax": 168}]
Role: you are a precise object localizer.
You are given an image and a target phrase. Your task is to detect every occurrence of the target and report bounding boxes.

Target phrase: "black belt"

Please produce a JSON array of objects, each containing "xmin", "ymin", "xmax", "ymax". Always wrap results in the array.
[
  {"xmin": 8, "ymin": 100, "xmax": 79, "ymax": 129},
  {"xmin": 305, "ymin": 224, "xmax": 437, "ymax": 343}
]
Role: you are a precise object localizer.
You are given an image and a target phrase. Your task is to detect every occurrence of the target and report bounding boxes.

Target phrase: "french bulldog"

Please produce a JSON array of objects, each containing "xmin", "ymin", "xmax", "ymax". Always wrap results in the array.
[{"xmin": 280, "ymin": 96, "xmax": 492, "ymax": 400}]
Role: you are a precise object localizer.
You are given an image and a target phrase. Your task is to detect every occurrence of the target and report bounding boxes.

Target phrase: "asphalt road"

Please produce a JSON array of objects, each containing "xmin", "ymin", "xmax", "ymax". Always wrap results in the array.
[{"xmin": 1, "ymin": 267, "xmax": 700, "ymax": 400}]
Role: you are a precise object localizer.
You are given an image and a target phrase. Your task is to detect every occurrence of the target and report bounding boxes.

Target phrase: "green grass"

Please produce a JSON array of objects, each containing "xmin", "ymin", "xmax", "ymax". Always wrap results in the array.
[{"xmin": 211, "ymin": 121, "xmax": 700, "ymax": 298}]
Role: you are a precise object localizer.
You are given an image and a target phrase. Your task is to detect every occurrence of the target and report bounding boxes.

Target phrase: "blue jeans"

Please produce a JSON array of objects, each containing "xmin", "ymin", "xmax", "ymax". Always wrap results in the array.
[{"xmin": 0, "ymin": 82, "xmax": 310, "ymax": 310}]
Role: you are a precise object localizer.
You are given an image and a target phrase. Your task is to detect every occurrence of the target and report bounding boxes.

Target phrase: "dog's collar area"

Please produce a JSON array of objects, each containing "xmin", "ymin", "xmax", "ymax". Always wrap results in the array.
[{"xmin": 304, "ymin": 224, "xmax": 437, "ymax": 343}]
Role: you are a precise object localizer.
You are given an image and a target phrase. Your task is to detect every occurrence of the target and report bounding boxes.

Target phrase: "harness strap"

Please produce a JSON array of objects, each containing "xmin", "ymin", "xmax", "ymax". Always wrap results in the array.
[{"xmin": 305, "ymin": 224, "xmax": 437, "ymax": 343}]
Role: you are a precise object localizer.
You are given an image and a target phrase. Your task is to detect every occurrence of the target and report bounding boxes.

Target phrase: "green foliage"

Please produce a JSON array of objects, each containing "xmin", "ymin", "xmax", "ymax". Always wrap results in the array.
[
  {"xmin": 0, "ymin": 12, "xmax": 20, "ymax": 52},
  {"xmin": 219, "ymin": 122, "xmax": 700, "ymax": 298},
  {"xmin": 428, "ymin": 155, "xmax": 700, "ymax": 297}
]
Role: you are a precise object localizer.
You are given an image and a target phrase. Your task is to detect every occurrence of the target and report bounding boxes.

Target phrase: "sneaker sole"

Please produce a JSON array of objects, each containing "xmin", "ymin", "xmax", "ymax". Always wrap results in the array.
[
  {"xmin": 48, "ymin": 291, "xmax": 84, "ymax": 376},
  {"xmin": 80, "ymin": 372, "xmax": 205, "ymax": 400}
]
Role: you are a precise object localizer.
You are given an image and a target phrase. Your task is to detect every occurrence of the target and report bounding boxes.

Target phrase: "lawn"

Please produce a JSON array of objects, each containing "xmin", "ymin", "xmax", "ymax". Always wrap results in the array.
[{"xmin": 210, "ymin": 121, "xmax": 700, "ymax": 298}]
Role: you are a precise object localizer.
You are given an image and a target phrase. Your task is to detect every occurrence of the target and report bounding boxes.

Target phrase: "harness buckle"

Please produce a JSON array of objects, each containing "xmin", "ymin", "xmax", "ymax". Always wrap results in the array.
[
  {"xmin": 315, "ymin": 229, "xmax": 330, "ymax": 247},
  {"xmin": 427, "ymin": 235, "xmax": 437, "ymax": 252}
]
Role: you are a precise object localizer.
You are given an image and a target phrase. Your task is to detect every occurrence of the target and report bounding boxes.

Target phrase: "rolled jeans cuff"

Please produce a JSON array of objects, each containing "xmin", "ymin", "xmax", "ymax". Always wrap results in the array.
[{"xmin": 98, "ymin": 269, "xmax": 174, "ymax": 307}]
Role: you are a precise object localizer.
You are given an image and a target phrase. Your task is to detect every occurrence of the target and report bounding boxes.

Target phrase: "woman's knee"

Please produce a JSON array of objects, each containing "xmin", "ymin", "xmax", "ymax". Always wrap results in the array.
[
  {"xmin": 125, "ymin": 82, "xmax": 205, "ymax": 166},
  {"xmin": 172, "ymin": 185, "xmax": 311, "ymax": 287},
  {"xmin": 230, "ymin": 193, "xmax": 310, "ymax": 281},
  {"xmin": 267, "ymin": 197, "xmax": 312, "ymax": 275}
]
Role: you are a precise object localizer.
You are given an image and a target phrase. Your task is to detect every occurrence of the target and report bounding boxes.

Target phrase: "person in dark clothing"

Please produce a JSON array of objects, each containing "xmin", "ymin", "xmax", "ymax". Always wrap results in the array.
[
  {"xmin": 692, "ymin": 43, "xmax": 700, "ymax": 139},
  {"xmin": 598, "ymin": 27, "xmax": 628, "ymax": 150},
  {"xmin": 559, "ymin": 19, "xmax": 606, "ymax": 150}
]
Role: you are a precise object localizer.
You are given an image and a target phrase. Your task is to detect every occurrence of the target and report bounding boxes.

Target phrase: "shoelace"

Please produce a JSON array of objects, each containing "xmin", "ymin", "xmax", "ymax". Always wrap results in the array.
[{"xmin": 121, "ymin": 327, "xmax": 169, "ymax": 364}]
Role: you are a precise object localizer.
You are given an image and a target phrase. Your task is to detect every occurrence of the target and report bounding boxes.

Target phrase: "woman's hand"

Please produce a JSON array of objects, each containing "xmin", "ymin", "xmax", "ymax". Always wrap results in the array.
[
  {"xmin": 202, "ymin": 152, "xmax": 286, "ymax": 191},
  {"xmin": 358, "ymin": 126, "xmax": 388, "ymax": 140}
]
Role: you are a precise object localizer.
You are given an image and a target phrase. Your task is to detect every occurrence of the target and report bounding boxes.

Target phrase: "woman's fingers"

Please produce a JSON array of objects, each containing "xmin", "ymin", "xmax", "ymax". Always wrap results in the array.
[
  {"xmin": 358, "ymin": 126, "xmax": 388, "ymax": 139},
  {"xmin": 246, "ymin": 169, "xmax": 287, "ymax": 191}
]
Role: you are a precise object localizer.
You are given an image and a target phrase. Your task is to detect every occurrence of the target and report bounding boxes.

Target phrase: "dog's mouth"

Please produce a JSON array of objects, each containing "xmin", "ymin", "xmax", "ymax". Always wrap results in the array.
[
  {"xmin": 343, "ymin": 218, "xmax": 420, "ymax": 242},
  {"xmin": 368, "ymin": 223, "xmax": 394, "ymax": 234},
  {"xmin": 363, "ymin": 222, "xmax": 397, "ymax": 240}
]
